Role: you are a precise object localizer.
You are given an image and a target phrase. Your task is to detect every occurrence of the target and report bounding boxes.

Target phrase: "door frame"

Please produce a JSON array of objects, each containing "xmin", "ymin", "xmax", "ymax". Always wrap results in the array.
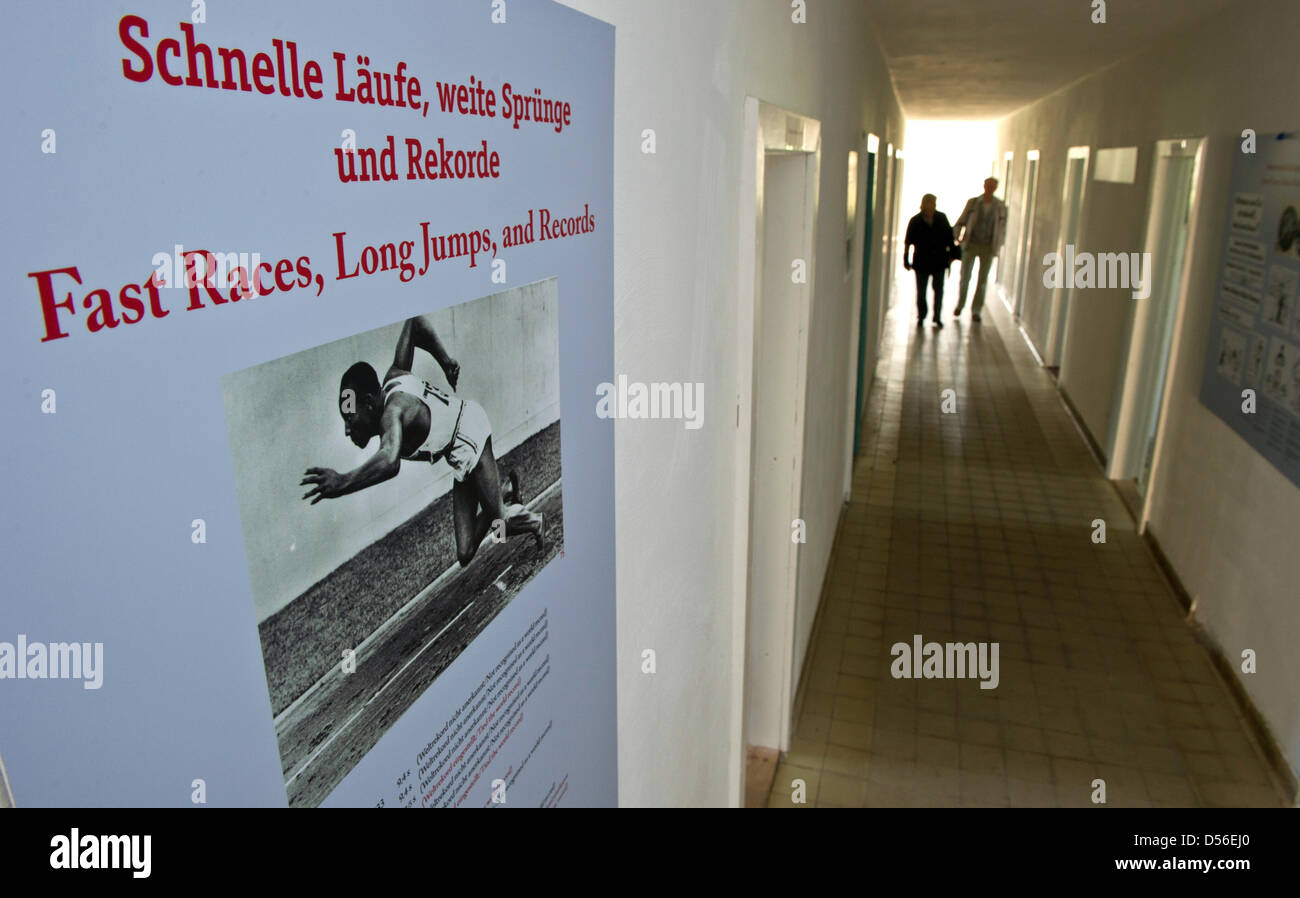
[
  {"xmin": 997, "ymin": 150, "xmax": 1015, "ymax": 293},
  {"xmin": 1107, "ymin": 136, "xmax": 1206, "ymax": 529},
  {"xmin": 887, "ymin": 149, "xmax": 905, "ymax": 310},
  {"xmin": 877, "ymin": 144, "xmax": 896, "ymax": 322},
  {"xmin": 845, "ymin": 133, "xmax": 878, "ymax": 497},
  {"xmin": 1014, "ymin": 149, "xmax": 1041, "ymax": 318},
  {"xmin": 1046, "ymin": 145, "xmax": 1091, "ymax": 368},
  {"xmin": 730, "ymin": 97, "xmax": 821, "ymax": 806}
]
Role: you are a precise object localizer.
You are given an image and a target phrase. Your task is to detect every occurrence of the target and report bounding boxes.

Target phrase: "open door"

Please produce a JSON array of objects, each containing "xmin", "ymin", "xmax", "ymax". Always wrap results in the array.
[
  {"xmin": 1045, "ymin": 146, "xmax": 1091, "ymax": 371},
  {"xmin": 853, "ymin": 137, "xmax": 878, "ymax": 456},
  {"xmin": 997, "ymin": 150, "xmax": 1014, "ymax": 292},
  {"xmin": 732, "ymin": 98, "xmax": 820, "ymax": 805},
  {"xmin": 1108, "ymin": 137, "xmax": 1204, "ymax": 522},
  {"xmin": 1014, "ymin": 150, "xmax": 1041, "ymax": 318}
]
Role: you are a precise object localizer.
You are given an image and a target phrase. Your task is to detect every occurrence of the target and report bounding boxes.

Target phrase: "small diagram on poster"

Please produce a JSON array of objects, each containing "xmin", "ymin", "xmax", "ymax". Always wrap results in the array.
[
  {"xmin": 1246, "ymin": 333, "xmax": 1268, "ymax": 384},
  {"xmin": 1261, "ymin": 336, "xmax": 1300, "ymax": 416},
  {"xmin": 221, "ymin": 279, "xmax": 564, "ymax": 807},
  {"xmin": 1216, "ymin": 328, "xmax": 1247, "ymax": 384},
  {"xmin": 1275, "ymin": 201, "xmax": 1300, "ymax": 260},
  {"xmin": 1259, "ymin": 264, "xmax": 1299, "ymax": 332}
]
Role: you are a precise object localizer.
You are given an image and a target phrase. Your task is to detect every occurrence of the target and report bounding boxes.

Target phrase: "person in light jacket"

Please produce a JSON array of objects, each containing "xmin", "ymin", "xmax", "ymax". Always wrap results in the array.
[{"xmin": 952, "ymin": 177, "xmax": 1008, "ymax": 322}]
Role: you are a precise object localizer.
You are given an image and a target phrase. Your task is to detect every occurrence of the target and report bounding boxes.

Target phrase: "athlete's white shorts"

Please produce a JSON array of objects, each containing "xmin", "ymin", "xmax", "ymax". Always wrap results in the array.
[{"xmin": 446, "ymin": 399, "xmax": 491, "ymax": 482}]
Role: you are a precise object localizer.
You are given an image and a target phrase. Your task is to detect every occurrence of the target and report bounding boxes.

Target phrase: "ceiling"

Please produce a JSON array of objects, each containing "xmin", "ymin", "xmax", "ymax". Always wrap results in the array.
[{"xmin": 864, "ymin": 0, "xmax": 1238, "ymax": 120}]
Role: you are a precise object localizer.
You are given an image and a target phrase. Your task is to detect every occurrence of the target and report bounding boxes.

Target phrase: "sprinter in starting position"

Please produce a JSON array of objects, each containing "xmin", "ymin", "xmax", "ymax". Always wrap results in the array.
[{"xmin": 301, "ymin": 315, "xmax": 543, "ymax": 566}]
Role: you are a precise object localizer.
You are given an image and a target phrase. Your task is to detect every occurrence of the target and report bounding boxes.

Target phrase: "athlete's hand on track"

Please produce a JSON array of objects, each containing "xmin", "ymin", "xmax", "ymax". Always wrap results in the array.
[
  {"xmin": 443, "ymin": 359, "xmax": 460, "ymax": 391},
  {"xmin": 301, "ymin": 467, "xmax": 344, "ymax": 504}
]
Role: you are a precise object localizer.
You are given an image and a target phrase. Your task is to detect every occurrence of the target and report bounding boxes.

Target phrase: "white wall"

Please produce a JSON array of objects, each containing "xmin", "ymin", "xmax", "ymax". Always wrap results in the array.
[
  {"xmin": 995, "ymin": 0, "xmax": 1300, "ymax": 777},
  {"xmin": 557, "ymin": 0, "xmax": 904, "ymax": 805}
]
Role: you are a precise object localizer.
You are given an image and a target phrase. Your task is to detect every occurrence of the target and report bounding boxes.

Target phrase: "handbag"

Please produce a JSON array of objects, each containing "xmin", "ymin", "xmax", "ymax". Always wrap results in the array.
[{"xmin": 949, "ymin": 244, "xmax": 962, "ymax": 264}]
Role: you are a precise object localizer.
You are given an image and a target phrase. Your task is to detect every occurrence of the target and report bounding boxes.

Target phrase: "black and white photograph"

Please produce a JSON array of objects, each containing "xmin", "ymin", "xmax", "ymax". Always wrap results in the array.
[{"xmin": 221, "ymin": 279, "xmax": 564, "ymax": 808}]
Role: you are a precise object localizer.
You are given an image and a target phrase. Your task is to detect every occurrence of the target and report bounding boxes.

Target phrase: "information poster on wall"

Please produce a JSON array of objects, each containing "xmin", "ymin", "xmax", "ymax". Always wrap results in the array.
[
  {"xmin": 1199, "ymin": 132, "xmax": 1300, "ymax": 488},
  {"xmin": 0, "ymin": 0, "xmax": 615, "ymax": 808}
]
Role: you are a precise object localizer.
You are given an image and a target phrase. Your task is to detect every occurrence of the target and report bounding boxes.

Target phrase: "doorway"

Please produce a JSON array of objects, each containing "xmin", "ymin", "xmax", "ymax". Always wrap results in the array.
[
  {"xmin": 878, "ymin": 145, "xmax": 898, "ymax": 322},
  {"xmin": 888, "ymin": 150, "xmax": 905, "ymax": 308},
  {"xmin": 996, "ymin": 151, "xmax": 1014, "ymax": 290},
  {"xmin": 1014, "ymin": 151, "xmax": 1040, "ymax": 318},
  {"xmin": 732, "ymin": 98, "xmax": 821, "ymax": 804},
  {"xmin": 852, "ymin": 136, "xmax": 878, "ymax": 458},
  {"xmin": 1046, "ymin": 146, "xmax": 1090, "ymax": 371},
  {"xmin": 1108, "ymin": 138, "xmax": 1204, "ymax": 517}
]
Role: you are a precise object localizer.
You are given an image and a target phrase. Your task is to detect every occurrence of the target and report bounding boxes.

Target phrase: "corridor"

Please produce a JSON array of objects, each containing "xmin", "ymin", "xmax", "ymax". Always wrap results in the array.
[{"xmin": 767, "ymin": 288, "xmax": 1288, "ymax": 808}]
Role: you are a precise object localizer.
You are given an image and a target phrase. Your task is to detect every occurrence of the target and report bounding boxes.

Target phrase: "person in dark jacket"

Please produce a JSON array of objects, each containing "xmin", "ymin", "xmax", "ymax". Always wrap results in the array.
[{"xmin": 903, "ymin": 194, "xmax": 956, "ymax": 328}]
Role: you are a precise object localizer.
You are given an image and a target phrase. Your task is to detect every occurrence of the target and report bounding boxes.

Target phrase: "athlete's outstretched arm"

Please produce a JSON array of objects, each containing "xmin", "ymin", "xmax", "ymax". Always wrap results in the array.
[
  {"xmin": 302, "ymin": 405, "xmax": 405, "ymax": 503},
  {"xmin": 392, "ymin": 316, "xmax": 460, "ymax": 389}
]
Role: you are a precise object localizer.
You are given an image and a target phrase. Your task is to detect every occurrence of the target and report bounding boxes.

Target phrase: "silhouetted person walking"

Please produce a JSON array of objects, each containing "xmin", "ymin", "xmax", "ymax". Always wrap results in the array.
[
  {"xmin": 904, "ymin": 193, "xmax": 956, "ymax": 329},
  {"xmin": 953, "ymin": 177, "xmax": 1008, "ymax": 322}
]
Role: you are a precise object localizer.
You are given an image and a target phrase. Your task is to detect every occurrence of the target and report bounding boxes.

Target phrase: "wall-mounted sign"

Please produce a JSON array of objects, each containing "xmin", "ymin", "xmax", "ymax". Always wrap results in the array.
[
  {"xmin": 1200, "ymin": 132, "xmax": 1300, "ymax": 489},
  {"xmin": 0, "ymin": 0, "xmax": 615, "ymax": 808}
]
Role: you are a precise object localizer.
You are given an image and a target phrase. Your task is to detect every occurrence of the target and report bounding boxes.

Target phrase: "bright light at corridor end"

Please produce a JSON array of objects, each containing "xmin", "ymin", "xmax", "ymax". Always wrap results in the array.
[{"xmin": 899, "ymin": 120, "xmax": 998, "ymax": 240}]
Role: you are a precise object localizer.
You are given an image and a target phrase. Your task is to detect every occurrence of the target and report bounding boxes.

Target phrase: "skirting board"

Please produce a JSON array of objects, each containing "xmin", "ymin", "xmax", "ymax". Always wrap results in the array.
[{"xmin": 1057, "ymin": 384, "xmax": 1108, "ymax": 470}]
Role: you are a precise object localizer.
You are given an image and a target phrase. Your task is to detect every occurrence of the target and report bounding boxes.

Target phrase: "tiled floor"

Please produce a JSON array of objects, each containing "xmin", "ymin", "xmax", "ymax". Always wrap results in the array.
[{"xmin": 767, "ymin": 285, "xmax": 1288, "ymax": 808}]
